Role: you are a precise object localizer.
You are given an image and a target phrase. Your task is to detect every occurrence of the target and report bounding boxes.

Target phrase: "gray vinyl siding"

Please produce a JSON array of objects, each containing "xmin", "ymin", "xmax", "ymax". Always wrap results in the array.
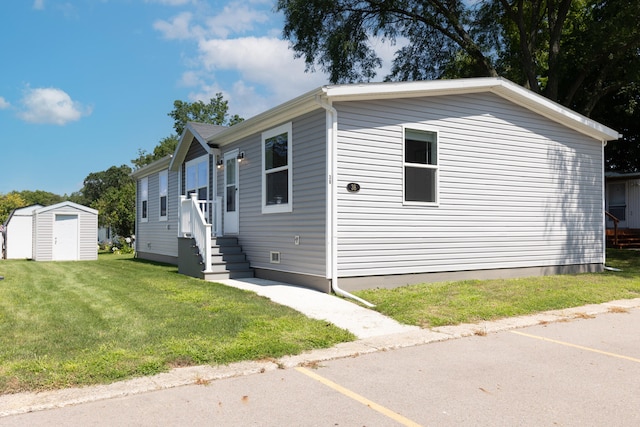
[
  {"xmin": 225, "ymin": 109, "xmax": 327, "ymax": 277},
  {"xmin": 32, "ymin": 213, "xmax": 52, "ymax": 261},
  {"xmin": 334, "ymin": 93, "xmax": 604, "ymax": 277},
  {"xmin": 78, "ymin": 210, "xmax": 98, "ymax": 260},
  {"xmin": 136, "ymin": 169, "xmax": 180, "ymax": 259},
  {"xmin": 32, "ymin": 204, "xmax": 98, "ymax": 261}
]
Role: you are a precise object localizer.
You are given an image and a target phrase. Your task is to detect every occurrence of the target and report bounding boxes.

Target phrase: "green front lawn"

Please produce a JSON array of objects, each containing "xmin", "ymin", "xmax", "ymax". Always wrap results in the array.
[
  {"xmin": 0, "ymin": 254, "xmax": 354, "ymax": 394},
  {"xmin": 353, "ymin": 249, "xmax": 640, "ymax": 327},
  {"xmin": 2, "ymin": 249, "xmax": 639, "ymax": 395}
]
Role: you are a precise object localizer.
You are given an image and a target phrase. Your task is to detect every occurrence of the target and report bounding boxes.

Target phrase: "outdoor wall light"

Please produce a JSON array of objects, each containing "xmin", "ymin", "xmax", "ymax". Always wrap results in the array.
[
  {"xmin": 216, "ymin": 158, "xmax": 224, "ymax": 168},
  {"xmin": 237, "ymin": 151, "xmax": 245, "ymax": 162}
]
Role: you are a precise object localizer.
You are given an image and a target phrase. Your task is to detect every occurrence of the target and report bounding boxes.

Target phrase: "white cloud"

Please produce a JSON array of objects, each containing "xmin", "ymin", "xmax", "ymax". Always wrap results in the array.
[
  {"xmin": 153, "ymin": 11, "xmax": 204, "ymax": 40},
  {"xmin": 205, "ymin": 4, "xmax": 270, "ymax": 38},
  {"xmin": 33, "ymin": 0, "xmax": 45, "ymax": 10},
  {"xmin": 145, "ymin": 0, "xmax": 195, "ymax": 5},
  {"xmin": 151, "ymin": 1, "xmax": 400, "ymax": 119},
  {"xmin": 198, "ymin": 37, "xmax": 327, "ymax": 96},
  {"xmin": 18, "ymin": 87, "xmax": 92, "ymax": 125},
  {"xmin": 0, "ymin": 97, "xmax": 10, "ymax": 109},
  {"xmin": 193, "ymin": 36, "xmax": 328, "ymax": 117}
]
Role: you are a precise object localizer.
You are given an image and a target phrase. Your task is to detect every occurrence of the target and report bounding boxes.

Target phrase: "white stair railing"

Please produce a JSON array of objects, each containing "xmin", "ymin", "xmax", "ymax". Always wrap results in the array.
[{"xmin": 178, "ymin": 193, "xmax": 212, "ymax": 273}]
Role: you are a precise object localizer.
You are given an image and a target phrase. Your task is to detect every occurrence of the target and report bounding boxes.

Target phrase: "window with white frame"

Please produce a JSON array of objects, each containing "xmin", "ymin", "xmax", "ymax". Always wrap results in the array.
[
  {"xmin": 159, "ymin": 170, "xmax": 168, "ymax": 221},
  {"xmin": 141, "ymin": 177, "xmax": 148, "ymax": 222},
  {"xmin": 404, "ymin": 128, "xmax": 438, "ymax": 204},
  {"xmin": 185, "ymin": 156, "xmax": 208, "ymax": 202},
  {"xmin": 262, "ymin": 122, "xmax": 292, "ymax": 213}
]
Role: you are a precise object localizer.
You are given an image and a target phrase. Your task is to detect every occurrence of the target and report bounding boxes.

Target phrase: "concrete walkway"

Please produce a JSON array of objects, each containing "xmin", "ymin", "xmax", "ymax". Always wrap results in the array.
[
  {"xmin": 215, "ymin": 278, "xmax": 419, "ymax": 339},
  {"xmin": 1, "ymin": 279, "xmax": 640, "ymax": 418}
]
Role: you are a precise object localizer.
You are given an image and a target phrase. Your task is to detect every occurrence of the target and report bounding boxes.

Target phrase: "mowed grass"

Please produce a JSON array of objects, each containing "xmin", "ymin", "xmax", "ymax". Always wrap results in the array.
[
  {"xmin": 353, "ymin": 249, "xmax": 640, "ymax": 328},
  {"xmin": 0, "ymin": 254, "xmax": 354, "ymax": 394}
]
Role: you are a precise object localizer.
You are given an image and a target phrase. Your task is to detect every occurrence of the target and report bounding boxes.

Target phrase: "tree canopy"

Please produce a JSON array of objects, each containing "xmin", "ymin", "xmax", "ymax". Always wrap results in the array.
[
  {"xmin": 131, "ymin": 135, "xmax": 179, "ymax": 170},
  {"xmin": 168, "ymin": 93, "xmax": 244, "ymax": 136},
  {"xmin": 277, "ymin": 0, "xmax": 640, "ymax": 107},
  {"xmin": 277, "ymin": 0, "xmax": 639, "ymax": 170},
  {"xmin": 0, "ymin": 190, "xmax": 67, "ymax": 225},
  {"xmin": 133, "ymin": 93, "xmax": 244, "ymax": 169}
]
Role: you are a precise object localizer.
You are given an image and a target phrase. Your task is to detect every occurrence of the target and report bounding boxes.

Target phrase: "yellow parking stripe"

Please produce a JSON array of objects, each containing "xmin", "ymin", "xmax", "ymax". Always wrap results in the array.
[
  {"xmin": 511, "ymin": 330, "xmax": 640, "ymax": 363},
  {"xmin": 295, "ymin": 367, "xmax": 423, "ymax": 427}
]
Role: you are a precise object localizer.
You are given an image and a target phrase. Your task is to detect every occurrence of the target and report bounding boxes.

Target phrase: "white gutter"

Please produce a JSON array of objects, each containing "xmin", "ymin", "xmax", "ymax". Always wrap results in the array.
[{"xmin": 315, "ymin": 94, "xmax": 375, "ymax": 308}]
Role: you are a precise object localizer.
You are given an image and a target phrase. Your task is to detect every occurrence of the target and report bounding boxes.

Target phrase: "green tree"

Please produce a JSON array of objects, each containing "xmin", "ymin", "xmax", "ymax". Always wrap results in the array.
[
  {"xmin": 168, "ymin": 93, "xmax": 244, "ymax": 136},
  {"xmin": 132, "ymin": 135, "xmax": 179, "ymax": 169},
  {"xmin": 91, "ymin": 181, "xmax": 136, "ymax": 237},
  {"xmin": 277, "ymin": 0, "xmax": 640, "ymax": 170},
  {"xmin": 17, "ymin": 190, "xmax": 65, "ymax": 207},
  {"xmin": 277, "ymin": 0, "xmax": 639, "ymax": 109},
  {"xmin": 133, "ymin": 94, "xmax": 243, "ymax": 169},
  {"xmin": 0, "ymin": 193, "xmax": 26, "ymax": 225},
  {"xmin": 80, "ymin": 165, "xmax": 133, "ymax": 206},
  {"xmin": 76, "ymin": 165, "xmax": 135, "ymax": 237}
]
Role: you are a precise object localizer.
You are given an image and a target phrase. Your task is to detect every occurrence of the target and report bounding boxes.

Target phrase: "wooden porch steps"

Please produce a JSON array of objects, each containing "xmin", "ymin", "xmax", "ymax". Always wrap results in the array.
[
  {"xmin": 606, "ymin": 229, "xmax": 640, "ymax": 249},
  {"xmin": 202, "ymin": 236, "xmax": 254, "ymax": 281}
]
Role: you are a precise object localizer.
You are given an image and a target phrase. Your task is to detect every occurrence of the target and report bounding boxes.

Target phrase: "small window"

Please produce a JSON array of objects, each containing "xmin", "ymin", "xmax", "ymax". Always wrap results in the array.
[
  {"xmin": 262, "ymin": 123, "xmax": 292, "ymax": 213},
  {"xmin": 141, "ymin": 177, "xmax": 148, "ymax": 222},
  {"xmin": 404, "ymin": 128, "xmax": 438, "ymax": 204},
  {"xmin": 159, "ymin": 170, "xmax": 168, "ymax": 221}
]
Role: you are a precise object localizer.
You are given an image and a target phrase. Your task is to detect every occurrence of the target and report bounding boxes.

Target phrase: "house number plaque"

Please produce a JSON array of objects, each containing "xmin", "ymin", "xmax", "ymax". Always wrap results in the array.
[{"xmin": 346, "ymin": 183, "xmax": 361, "ymax": 193}]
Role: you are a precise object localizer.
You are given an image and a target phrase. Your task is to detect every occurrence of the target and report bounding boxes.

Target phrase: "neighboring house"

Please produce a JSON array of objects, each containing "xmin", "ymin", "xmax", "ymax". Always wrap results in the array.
[
  {"xmin": 32, "ymin": 201, "xmax": 98, "ymax": 261},
  {"xmin": 132, "ymin": 77, "xmax": 619, "ymax": 294},
  {"xmin": 4, "ymin": 204, "xmax": 43, "ymax": 259},
  {"xmin": 98, "ymin": 226, "xmax": 115, "ymax": 245},
  {"xmin": 605, "ymin": 172, "xmax": 640, "ymax": 229},
  {"xmin": 604, "ymin": 172, "xmax": 640, "ymax": 248}
]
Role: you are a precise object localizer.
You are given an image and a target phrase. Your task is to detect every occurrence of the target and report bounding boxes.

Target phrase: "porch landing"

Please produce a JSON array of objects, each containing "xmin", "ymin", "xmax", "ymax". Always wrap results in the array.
[{"xmin": 606, "ymin": 228, "xmax": 640, "ymax": 249}]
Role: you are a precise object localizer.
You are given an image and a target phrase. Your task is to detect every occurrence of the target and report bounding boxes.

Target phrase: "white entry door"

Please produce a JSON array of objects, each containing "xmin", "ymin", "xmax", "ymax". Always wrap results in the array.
[
  {"xmin": 223, "ymin": 150, "xmax": 239, "ymax": 234},
  {"xmin": 53, "ymin": 214, "xmax": 79, "ymax": 260}
]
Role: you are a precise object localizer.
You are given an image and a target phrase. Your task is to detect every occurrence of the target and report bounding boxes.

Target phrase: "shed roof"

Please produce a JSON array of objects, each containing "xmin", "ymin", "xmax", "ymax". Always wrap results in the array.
[
  {"xmin": 5, "ymin": 204, "xmax": 43, "ymax": 226},
  {"xmin": 34, "ymin": 201, "xmax": 97, "ymax": 215}
]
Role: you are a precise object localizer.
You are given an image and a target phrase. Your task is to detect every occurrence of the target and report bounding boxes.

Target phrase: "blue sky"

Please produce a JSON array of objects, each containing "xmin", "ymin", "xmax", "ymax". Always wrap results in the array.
[{"xmin": 0, "ymin": 0, "xmax": 396, "ymax": 196}]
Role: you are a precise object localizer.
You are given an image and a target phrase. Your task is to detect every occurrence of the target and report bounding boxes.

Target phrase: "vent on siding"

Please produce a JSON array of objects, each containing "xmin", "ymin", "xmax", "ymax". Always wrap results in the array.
[{"xmin": 270, "ymin": 251, "xmax": 281, "ymax": 264}]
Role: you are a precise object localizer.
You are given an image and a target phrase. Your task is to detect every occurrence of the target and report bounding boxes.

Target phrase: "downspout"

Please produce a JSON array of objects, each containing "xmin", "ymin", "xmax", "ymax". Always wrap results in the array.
[
  {"xmin": 315, "ymin": 94, "xmax": 375, "ymax": 308},
  {"xmin": 602, "ymin": 139, "xmax": 607, "ymax": 268}
]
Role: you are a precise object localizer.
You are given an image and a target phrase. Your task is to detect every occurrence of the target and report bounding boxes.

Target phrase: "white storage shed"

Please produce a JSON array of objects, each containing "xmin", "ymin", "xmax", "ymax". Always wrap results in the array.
[
  {"xmin": 32, "ymin": 202, "xmax": 98, "ymax": 261},
  {"xmin": 4, "ymin": 204, "xmax": 43, "ymax": 259}
]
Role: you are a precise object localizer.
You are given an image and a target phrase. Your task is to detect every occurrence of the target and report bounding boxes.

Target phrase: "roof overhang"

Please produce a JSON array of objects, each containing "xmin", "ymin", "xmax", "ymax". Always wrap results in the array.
[
  {"xmin": 131, "ymin": 155, "xmax": 172, "ymax": 179},
  {"xmin": 321, "ymin": 78, "xmax": 621, "ymax": 142},
  {"xmin": 160, "ymin": 78, "xmax": 619, "ymax": 157},
  {"xmin": 168, "ymin": 122, "xmax": 220, "ymax": 171},
  {"xmin": 208, "ymin": 87, "xmax": 325, "ymax": 146}
]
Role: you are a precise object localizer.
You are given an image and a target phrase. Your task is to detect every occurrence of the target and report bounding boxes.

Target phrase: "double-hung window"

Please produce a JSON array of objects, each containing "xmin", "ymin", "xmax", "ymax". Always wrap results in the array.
[
  {"xmin": 140, "ymin": 177, "xmax": 148, "ymax": 222},
  {"xmin": 159, "ymin": 170, "xmax": 168, "ymax": 221},
  {"xmin": 404, "ymin": 128, "xmax": 438, "ymax": 204},
  {"xmin": 262, "ymin": 122, "xmax": 292, "ymax": 213}
]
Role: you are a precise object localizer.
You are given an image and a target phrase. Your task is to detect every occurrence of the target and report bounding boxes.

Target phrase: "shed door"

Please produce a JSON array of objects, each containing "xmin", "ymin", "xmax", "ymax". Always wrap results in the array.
[{"xmin": 53, "ymin": 214, "xmax": 79, "ymax": 261}]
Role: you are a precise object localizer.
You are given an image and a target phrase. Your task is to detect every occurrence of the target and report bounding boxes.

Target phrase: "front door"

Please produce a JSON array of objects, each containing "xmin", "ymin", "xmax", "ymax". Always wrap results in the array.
[
  {"xmin": 224, "ymin": 150, "xmax": 239, "ymax": 234},
  {"xmin": 53, "ymin": 214, "xmax": 79, "ymax": 260},
  {"xmin": 607, "ymin": 182, "xmax": 627, "ymax": 228}
]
